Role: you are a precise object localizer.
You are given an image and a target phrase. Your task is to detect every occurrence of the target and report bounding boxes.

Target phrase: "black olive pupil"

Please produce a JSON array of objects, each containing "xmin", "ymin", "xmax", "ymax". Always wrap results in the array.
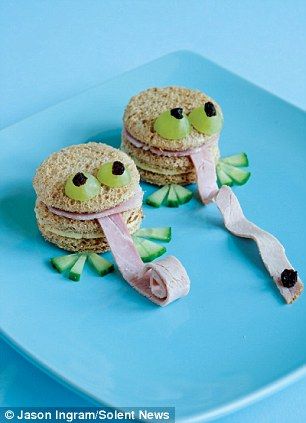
[
  {"xmin": 72, "ymin": 172, "xmax": 87, "ymax": 187},
  {"xmin": 112, "ymin": 161, "xmax": 125, "ymax": 175},
  {"xmin": 170, "ymin": 107, "xmax": 184, "ymax": 120},
  {"xmin": 204, "ymin": 102, "xmax": 217, "ymax": 117},
  {"xmin": 281, "ymin": 269, "xmax": 297, "ymax": 288}
]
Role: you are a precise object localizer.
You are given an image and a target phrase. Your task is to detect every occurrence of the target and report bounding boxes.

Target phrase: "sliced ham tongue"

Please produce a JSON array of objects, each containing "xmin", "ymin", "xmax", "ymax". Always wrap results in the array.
[
  {"xmin": 189, "ymin": 144, "xmax": 303, "ymax": 303},
  {"xmin": 190, "ymin": 147, "xmax": 219, "ymax": 204},
  {"xmin": 97, "ymin": 214, "xmax": 143, "ymax": 281},
  {"xmin": 97, "ymin": 213, "xmax": 190, "ymax": 306},
  {"xmin": 215, "ymin": 186, "xmax": 303, "ymax": 303}
]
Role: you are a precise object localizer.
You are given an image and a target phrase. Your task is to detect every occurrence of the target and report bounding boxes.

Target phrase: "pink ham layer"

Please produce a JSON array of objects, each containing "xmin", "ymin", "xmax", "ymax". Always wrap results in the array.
[
  {"xmin": 48, "ymin": 188, "xmax": 143, "ymax": 221},
  {"xmin": 215, "ymin": 186, "xmax": 303, "ymax": 304},
  {"xmin": 123, "ymin": 128, "xmax": 211, "ymax": 157},
  {"xmin": 46, "ymin": 188, "xmax": 190, "ymax": 306}
]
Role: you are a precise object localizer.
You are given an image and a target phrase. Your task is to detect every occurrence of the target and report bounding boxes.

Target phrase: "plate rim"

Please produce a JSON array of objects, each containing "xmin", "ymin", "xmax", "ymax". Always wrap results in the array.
[{"xmin": 2, "ymin": 326, "xmax": 306, "ymax": 422}]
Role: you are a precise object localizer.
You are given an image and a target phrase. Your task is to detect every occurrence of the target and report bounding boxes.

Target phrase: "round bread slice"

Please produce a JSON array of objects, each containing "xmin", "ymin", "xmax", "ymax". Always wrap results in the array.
[
  {"xmin": 33, "ymin": 142, "xmax": 140, "ymax": 213},
  {"xmin": 138, "ymin": 168, "xmax": 196, "ymax": 186},
  {"xmin": 123, "ymin": 86, "xmax": 222, "ymax": 151},
  {"xmin": 36, "ymin": 202, "xmax": 143, "ymax": 253}
]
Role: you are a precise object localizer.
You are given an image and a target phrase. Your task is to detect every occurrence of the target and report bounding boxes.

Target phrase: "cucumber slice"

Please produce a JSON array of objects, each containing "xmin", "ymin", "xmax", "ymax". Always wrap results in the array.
[
  {"xmin": 69, "ymin": 254, "xmax": 87, "ymax": 281},
  {"xmin": 50, "ymin": 253, "xmax": 79, "ymax": 273},
  {"xmin": 173, "ymin": 184, "xmax": 193, "ymax": 204},
  {"xmin": 219, "ymin": 162, "xmax": 251, "ymax": 185},
  {"xmin": 88, "ymin": 253, "xmax": 114, "ymax": 276},
  {"xmin": 133, "ymin": 237, "xmax": 166, "ymax": 262},
  {"xmin": 220, "ymin": 152, "xmax": 249, "ymax": 167},
  {"xmin": 133, "ymin": 237, "xmax": 148, "ymax": 260},
  {"xmin": 166, "ymin": 185, "xmax": 179, "ymax": 207},
  {"xmin": 134, "ymin": 227, "xmax": 171, "ymax": 242},
  {"xmin": 146, "ymin": 185, "xmax": 169, "ymax": 207},
  {"xmin": 216, "ymin": 164, "xmax": 233, "ymax": 187}
]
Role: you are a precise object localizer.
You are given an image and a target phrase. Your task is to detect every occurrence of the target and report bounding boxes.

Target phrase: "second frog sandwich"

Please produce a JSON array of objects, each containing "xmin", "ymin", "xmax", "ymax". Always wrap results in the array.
[{"xmin": 121, "ymin": 86, "xmax": 303, "ymax": 304}]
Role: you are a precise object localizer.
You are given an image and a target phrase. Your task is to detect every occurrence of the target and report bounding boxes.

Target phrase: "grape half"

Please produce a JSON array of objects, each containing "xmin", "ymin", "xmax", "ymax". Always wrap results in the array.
[
  {"xmin": 188, "ymin": 102, "xmax": 223, "ymax": 135},
  {"xmin": 64, "ymin": 172, "xmax": 100, "ymax": 201},
  {"xmin": 154, "ymin": 108, "xmax": 190, "ymax": 140},
  {"xmin": 97, "ymin": 161, "xmax": 131, "ymax": 187}
]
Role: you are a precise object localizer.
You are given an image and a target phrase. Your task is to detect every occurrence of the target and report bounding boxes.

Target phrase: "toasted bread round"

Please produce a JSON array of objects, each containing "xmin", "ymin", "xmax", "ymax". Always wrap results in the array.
[
  {"xmin": 138, "ymin": 168, "xmax": 196, "ymax": 186},
  {"xmin": 123, "ymin": 86, "xmax": 222, "ymax": 151},
  {"xmin": 36, "ymin": 202, "xmax": 143, "ymax": 253},
  {"xmin": 33, "ymin": 142, "xmax": 140, "ymax": 213}
]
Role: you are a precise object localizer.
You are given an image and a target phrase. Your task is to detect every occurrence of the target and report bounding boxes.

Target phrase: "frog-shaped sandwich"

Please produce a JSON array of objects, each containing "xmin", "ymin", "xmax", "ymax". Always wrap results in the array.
[
  {"xmin": 33, "ymin": 142, "xmax": 190, "ymax": 306},
  {"xmin": 122, "ymin": 87, "xmax": 303, "ymax": 303}
]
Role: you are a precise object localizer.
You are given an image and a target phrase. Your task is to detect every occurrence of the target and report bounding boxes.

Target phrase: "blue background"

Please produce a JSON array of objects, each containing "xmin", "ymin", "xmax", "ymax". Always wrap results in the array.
[{"xmin": 1, "ymin": 0, "xmax": 306, "ymax": 421}]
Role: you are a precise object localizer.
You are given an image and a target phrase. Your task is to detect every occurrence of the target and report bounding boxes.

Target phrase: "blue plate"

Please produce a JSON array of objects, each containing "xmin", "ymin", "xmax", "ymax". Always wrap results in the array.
[{"xmin": 1, "ymin": 51, "xmax": 306, "ymax": 421}]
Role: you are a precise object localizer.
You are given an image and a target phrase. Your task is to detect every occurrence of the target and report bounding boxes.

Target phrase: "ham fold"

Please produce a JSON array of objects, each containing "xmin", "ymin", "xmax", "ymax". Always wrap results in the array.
[
  {"xmin": 215, "ymin": 186, "xmax": 303, "ymax": 303},
  {"xmin": 190, "ymin": 148, "xmax": 218, "ymax": 204},
  {"xmin": 97, "ymin": 214, "xmax": 190, "ymax": 306}
]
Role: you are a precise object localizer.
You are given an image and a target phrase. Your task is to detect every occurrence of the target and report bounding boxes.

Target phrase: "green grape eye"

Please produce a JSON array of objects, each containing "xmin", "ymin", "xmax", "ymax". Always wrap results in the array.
[
  {"xmin": 65, "ymin": 172, "xmax": 100, "ymax": 201},
  {"xmin": 188, "ymin": 101, "xmax": 223, "ymax": 135},
  {"xmin": 154, "ymin": 108, "xmax": 190, "ymax": 140},
  {"xmin": 97, "ymin": 161, "xmax": 131, "ymax": 187}
]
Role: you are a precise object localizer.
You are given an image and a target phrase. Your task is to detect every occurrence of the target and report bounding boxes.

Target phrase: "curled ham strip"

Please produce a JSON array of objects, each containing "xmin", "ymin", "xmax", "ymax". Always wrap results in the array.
[
  {"xmin": 190, "ymin": 148, "xmax": 219, "ymax": 204},
  {"xmin": 97, "ymin": 214, "xmax": 190, "ymax": 306},
  {"xmin": 215, "ymin": 186, "xmax": 303, "ymax": 303},
  {"xmin": 145, "ymin": 256, "xmax": 191, "ymax": 304}
]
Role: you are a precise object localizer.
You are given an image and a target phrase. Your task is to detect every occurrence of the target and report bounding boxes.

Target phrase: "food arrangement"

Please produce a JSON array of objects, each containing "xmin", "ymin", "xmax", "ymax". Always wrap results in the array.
[
  {"xmin": 121, "ymin": 86, "xmax": 303, "ymax": 303},
  {"xmin": 33, "ymin": 142, "xmax": 190, "ymax": 305},
  {"xmin": 32, "ymin": 86, "xmax": 303, "ymax": 306}
]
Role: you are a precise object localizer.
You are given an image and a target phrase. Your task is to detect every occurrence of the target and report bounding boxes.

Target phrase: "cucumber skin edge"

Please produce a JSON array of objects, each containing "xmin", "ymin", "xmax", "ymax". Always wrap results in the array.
[
  {"xmin": 50, "ymin": 254, "xmax": 79, "ymax": 273},
  {"xmin": 220, "ymin": 153, "xmax": 249, "ymax": 167},
  {"xmin": 88, "ymin": 254, "xmax": 114, "ymax": 276},
  {"xmin": 134, "ymin": 227, "xmax": 172, "ymax": 242},
  {"xmin": 133, "ymin": 237, "xmax": 166, "ymax": 262},
  {"xmin": 232, "ymin": 171, "xmax": 251, "ymax": 186},
  {"xmin": 146, "ymin": 198, "xmax": 162, "ymax": 207},
  {"xmin": 218, "ymin": 163, "xmax": 251, "ymax": 186},
  {"xmin": 146, "ymin": 185, "xmax": 170, "ymax": 207}
]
